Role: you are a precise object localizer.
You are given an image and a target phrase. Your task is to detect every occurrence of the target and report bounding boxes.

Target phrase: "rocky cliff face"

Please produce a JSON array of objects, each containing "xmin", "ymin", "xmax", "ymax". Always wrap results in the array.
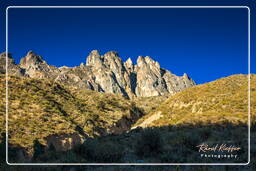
[
  {"xmin": 1, "ymin": 50, "xmax": 195, "ymax": 97},
  {"xmin": 0, "ymin": 52, "xmax": 24, "ymax": 76}
]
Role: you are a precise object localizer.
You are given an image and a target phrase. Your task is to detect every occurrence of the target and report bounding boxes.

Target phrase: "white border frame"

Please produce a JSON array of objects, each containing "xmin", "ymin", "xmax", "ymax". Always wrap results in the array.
[{"xmin": 5, "ymin": 6, "xmax": 251, "ymax": 166}]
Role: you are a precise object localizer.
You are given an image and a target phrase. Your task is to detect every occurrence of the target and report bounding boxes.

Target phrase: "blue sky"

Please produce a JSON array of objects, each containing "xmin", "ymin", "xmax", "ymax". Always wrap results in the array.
[{"xmin": 0, "ymin": 1, "xmax": 254, "ymax": 84}]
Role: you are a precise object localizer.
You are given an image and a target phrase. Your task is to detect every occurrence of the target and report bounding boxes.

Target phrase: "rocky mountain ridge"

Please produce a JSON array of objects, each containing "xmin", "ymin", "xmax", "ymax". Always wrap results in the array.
[{"xmin": 0, "ymin": 50, "xmax": 195, "ymax": 97}]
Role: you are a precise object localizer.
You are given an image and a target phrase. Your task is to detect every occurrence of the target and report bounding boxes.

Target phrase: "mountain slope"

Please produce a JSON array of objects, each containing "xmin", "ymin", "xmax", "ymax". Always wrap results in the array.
[
  {"xmin": 134, "ymin": 74, "xmax": 255, "ymax": 127},
  {"xmin": 0, "ymin": 74, "xmax": 146, "ymax": 151},
  {"xmin": 0, "ymin": 74, "xmax": 254, "ymax": 164}
]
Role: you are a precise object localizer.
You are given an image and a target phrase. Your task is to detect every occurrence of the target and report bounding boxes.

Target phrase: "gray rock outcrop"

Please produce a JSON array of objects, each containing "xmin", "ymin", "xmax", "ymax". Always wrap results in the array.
[
  {"xmin": 1, "ymin": 50, "xmax": 195, "ymax": 97},
  {"xmin": 0, "ymin": 52, "xmax": 24, "ymax": 76}
]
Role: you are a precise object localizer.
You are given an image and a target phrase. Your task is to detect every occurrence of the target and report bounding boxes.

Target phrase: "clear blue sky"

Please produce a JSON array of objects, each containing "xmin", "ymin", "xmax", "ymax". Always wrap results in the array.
[{"xmin": 0, "ymin": 0, "xmax": 254, "ymax": 84}]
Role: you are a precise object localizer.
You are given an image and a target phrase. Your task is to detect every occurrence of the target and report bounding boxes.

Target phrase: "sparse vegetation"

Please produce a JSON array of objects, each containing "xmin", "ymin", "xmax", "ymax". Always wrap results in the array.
[
  {"xmin": 80, "ymin": 138, "xmax": 124, "ymax": 162},
  {"xmin": 0, "ymin": 74, "xmax": 145, "ymax": 154},
  {"xmin": 135, "ymin": 74, "xmax": 255, "ymax": 127},
  {"xmin": 0, "ymin": 74, "xmax": 255, "ymax": 167},
  {"xmin": 135, "ymin": 128, "xmax": 163, "ymax": 157}
]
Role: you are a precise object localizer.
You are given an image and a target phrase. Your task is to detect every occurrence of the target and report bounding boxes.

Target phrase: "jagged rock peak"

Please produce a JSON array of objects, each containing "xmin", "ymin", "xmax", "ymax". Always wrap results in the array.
[
  {"xmin": 86, "ymin": 50, "xmax": 102, "ymax": 66},
  {"xmin": 80, "ymin": 62, "xmax": 85, "ymax": 67},
  {"xmin": 137, "ymin": 56, "xmax": 146, "ymax": 67},
  {"xmin": 144, "ymin": 56, "xmax": 154, "ymax": 63},
  {"xmin": 86, "ymin": 50, "xmax": 124, "ymax": 71},
  {"xmin": 25, "ymin": 50, "xmax": 43, "ymax": 61},
  {"xmin": 183, "ymin": 73, "xmax": 188, "ymax": 78},
  {"xmin": 20, "ymin": 50, "xmax": 44, "ymax": 67},
  {"xmin": 145, "ymin": 56, "xmax": 160, "ymax": 68},
  {"xmin": 103, "ymin": 51, "xmax": 123, "ymax": 66},
  {"xmin": 27, "ymin": 50, "xmax": 35, "ymax": 56},
  {"xmin": 0, "ymin": 50, "xmax": 196, "ymax": 98},
  {"xmin": 103, "ymin": 51, "xmax": 122, "ymax": 62},
  {"xmin": 125, "ymin": 58, "xmax": 133, "ymax": 66},
  {"xmin": 0, "ymin": 52, "xmax": 11, "ymax": 58},
  {"xmin": 104, "ymin": 51, "xmax": 119, "ymax": 57},
  {"xmin": 126, "ymin": 58, "xmax": 133, "ymax": 64},
  {"xmin": 90, "ymin": 50, "xmax": 100, "ymax": 57},
  {"xmin": 182, "ymin": 73, "xmax": 194, "ymax": 84},
  {"xmin": 124, "ymin": 58, "xmax": 134, "ymax": 72},
  {"xmin": 0, "ymin": 52, "xmax": 15, "ymax": 64},
  {"xmin": 137, "ymin": 55, "xmax": 160, "ymax": 69}
]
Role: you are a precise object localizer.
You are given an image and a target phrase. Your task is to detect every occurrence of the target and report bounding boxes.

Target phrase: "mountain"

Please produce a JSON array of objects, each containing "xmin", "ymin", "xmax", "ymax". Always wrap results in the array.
[
  {"xmin": 0, "ymin": 50, "xmax": 195, "ymax": 98},
  {"xmin": 1, "ymin": 50, "xmax": 253, "ymax": 165}
]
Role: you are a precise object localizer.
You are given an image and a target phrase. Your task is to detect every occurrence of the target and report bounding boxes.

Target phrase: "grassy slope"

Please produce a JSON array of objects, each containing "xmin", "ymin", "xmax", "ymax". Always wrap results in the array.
[
  {"xmin": 123, "ymin": 74, "xmax": 254, "ymax": 164},
  {"xmin": 135, "ymin": 74, "xmax": 256, "ymax": 127},
  {"xmin": 132, "ymin": 95, "xmax": 169, "ymax": 114},
  {"xmin": 0, "ymin": 74, "xmax": 146, "ymax": 148}
]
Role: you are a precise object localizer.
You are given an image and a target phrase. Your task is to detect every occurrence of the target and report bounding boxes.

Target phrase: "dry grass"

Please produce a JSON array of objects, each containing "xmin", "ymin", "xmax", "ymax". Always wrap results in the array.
[
  {"xmin": 0, "ymin": 74, "xmax": 144, "ymax": 148},
  {"xmin": 134, "ymin": 74, "xmax": 256, "ymax": 127}
]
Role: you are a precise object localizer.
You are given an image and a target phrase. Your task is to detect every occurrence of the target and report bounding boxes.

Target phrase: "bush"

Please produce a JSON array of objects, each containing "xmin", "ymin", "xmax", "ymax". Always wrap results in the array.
[
  {"xmin": 135, "ymin": 128, "xmax": 163, "ymax": 157},
  {"xmin": 198, "ymin": 128, "xmax": 212, "ymax": 140},
  {"xmin": 58, "ymin": 151, "xmax": 83, "ymax": 163},
  {"xmin": 0, "ymin": 133, "xmax": 5, "ymax": 163},
  {"xmin": 32, "ymin": 139, "xmax": 45, "ymax": 161},
  {"xmin": 76, "ymin": 138, "xmax": 124, "ymax": 162},
  {"xmin": 182, "ymin": 132, "xmax": 201, "ymax": 151},
  {"xmin": 73, "ymin": 143, "xmax": 87, "ymax": 157}
]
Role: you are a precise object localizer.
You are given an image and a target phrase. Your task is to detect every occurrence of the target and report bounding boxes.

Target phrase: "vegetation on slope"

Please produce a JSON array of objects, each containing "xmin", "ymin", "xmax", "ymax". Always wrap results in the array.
[
  {"xmin": 0, "ymin": 74, "xmax": 254, "ymax": 166},
  {"xmin": 0, "ymin": 74, "xmax": 145, "ymax": 149},
  {"xmin": 135, "ymin": 74, "xmax": 255, "ymax": 127},
  {"xmin": 127, "ymin": 74, "xmax": 255, "ymax": 164}
]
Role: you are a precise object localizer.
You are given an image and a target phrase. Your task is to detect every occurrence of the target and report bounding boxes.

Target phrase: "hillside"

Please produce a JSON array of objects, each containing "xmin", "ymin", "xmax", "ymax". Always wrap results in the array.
[
  {"xmin": 134, "ymin": 74, "xmax": 255, "ymax": 127},
  {"xmin": 124, "ymin": 74, "xmax": 254, "ymax": 164},
  {"xmin": 0, "ymin": 74, "xmax": 254, "ymax": 165},
  {"xmin": 0, "ymin": 74, "xmax": 147, "ymax": 151}
]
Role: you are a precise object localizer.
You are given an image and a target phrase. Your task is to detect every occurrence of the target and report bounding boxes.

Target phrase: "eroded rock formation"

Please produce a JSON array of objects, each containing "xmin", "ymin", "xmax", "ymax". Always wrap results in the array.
[{"xmin": 1, "ymin": 50, "xmax": 195, "ymax": 97}]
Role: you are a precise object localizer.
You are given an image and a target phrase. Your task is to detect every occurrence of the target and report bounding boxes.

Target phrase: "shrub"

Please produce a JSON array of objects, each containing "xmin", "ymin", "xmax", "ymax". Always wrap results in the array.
[
  {"xmin": 78, "ymin": 138, "xmax": 124, "ymax": 162},
  {"xmin": 48, "ymin": 143, "xmax": 56, "ymax": 152},
  {"xmin": 135, "ymin": 128, "xmax": 163, "ymax": 157},
  {"xmin": 182, "ymin": 132, "xmax": 201, "ymax": 151},
  {"xmin": 73, "ymin": 143, "xmax": 87, "ymax": 157},
  {"xmin": 58, "ymin": 151, "xmax": 82, "ymax": 163},
  {"xmin": 0, "ymin": 133, "xmax": 5, "ymax": 163},
  {"xmin": 198, "ymin": 128, "xmax": 212, "ymax": 140},
  {"xmin": 32, "ymin": 139, "xmax": 45, "ymax": 160}
]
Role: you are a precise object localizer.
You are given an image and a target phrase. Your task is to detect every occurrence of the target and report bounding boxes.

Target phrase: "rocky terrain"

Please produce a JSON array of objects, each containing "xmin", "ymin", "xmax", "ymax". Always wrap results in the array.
[
  {"xmin": 0, "ymin": 74, "xmax": 253, "ymax": 166},
  {"xmin": 0, "ymin": 50, "xmax": 253, "ymax": 167},
  {"xmin": 0, "ymin": 50, "xmax": 195, "ymax": 163},
  {"xmin": 0, "ymin": 50, "xmax": 195, "ymax": 98}
]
